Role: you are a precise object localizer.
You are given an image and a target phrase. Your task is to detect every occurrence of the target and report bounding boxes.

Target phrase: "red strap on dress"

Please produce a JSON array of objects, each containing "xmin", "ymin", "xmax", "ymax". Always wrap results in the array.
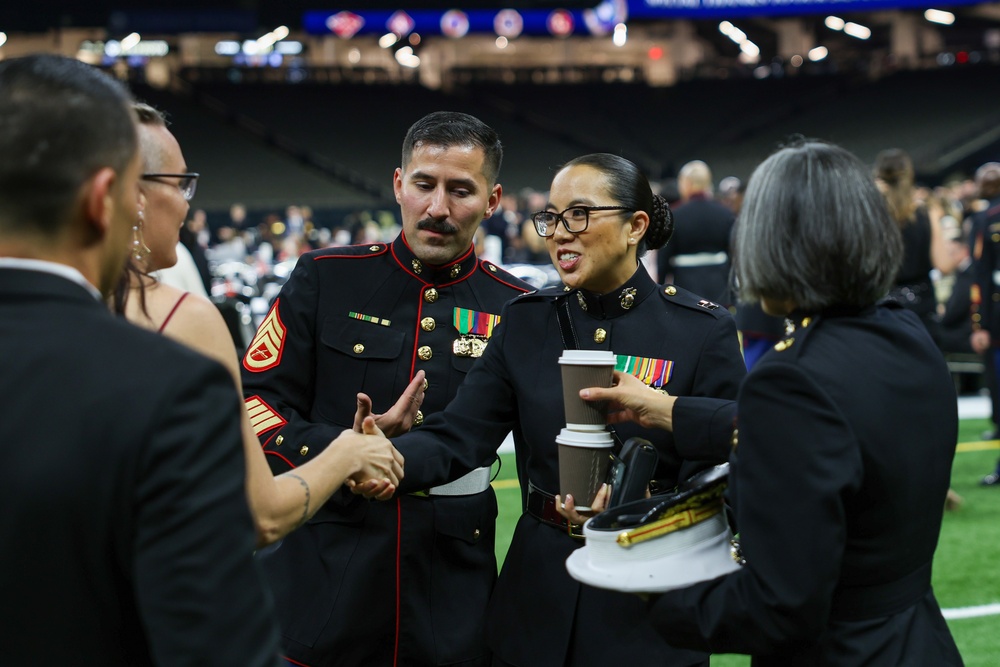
[{"xmin": 157, "ymin": 292, "xmax": 189, "ymax": 333}]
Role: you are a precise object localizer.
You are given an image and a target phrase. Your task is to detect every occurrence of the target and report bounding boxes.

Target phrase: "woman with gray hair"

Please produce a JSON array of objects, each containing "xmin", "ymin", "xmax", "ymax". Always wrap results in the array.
[{"xmin": 584, "ymin": 139, "xmax": 962, "ymax": 664}]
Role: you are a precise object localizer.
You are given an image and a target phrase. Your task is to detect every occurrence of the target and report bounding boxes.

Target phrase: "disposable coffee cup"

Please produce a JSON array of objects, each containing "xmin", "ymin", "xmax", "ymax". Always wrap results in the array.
[
  {"xmin": 559, "ymin": 350, "xmax": 617, "ymax": 430},
  {"xmin": 557, "ymin": 428, "xmax": 614, "ymax": 511}
]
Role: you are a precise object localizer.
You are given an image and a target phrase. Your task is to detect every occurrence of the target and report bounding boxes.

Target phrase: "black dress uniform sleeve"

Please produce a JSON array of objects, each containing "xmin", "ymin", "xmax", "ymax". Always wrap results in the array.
[
  {"xmin": 242, "ymin": 255, "xmax": 345, "ymax": 472},
  {"xmin": 394, "ymin": 302, "xmax": 519, "ymax": 492},
  {"xmin": 650, "ymin": 359, "xmax": 862, "ymax": 654}
]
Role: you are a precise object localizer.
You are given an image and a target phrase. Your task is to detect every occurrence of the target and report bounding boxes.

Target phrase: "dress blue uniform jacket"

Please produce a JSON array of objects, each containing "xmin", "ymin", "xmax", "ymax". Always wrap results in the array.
[
  {"xmin": 241, "ymin": 235, "xmax": 529, "ymax": 667},
  {"xmin": 393, "ymin": 267, "xmax": 746, "ymax": 667},
  {"xmin": 649, "ymin": 303, "xmax": 963, "ymax": 666}
]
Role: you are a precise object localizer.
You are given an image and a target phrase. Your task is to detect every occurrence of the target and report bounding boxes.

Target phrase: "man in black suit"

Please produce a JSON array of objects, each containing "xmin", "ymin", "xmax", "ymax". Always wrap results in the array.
[
  {"xmin": 657, "ymin": 160, "xmax": 735, "ymax": 305},
  {"xmin": 0, "ymin": 55, "xmax": 280, "ymax": 666}
]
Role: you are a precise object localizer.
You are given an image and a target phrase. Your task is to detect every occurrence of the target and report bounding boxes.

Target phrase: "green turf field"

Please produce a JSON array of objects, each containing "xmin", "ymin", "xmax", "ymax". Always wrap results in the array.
[{"xmin": 490, "ymin": 418, "xmax": 1000, "ymax": 666}]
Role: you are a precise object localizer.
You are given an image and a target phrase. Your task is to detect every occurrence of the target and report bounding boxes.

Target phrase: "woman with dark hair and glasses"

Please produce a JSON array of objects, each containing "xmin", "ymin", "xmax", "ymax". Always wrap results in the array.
[
  {"xmin": 112, "ymin": 104, "xmax": 408, "ymax": 547},
  {"xmin": 586, "ymin": 140, "xmax": 962, "ymax": 665},
  {"xmin": 386, "ymin": 153, "xmax": 746, "ymax": 667}
]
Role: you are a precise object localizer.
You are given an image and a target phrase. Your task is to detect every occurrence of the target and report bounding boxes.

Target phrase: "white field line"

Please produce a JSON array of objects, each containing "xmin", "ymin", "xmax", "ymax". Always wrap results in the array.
[{"xmin": 943, "ymin": 603, "xmax": 1000, "ymax": 620}]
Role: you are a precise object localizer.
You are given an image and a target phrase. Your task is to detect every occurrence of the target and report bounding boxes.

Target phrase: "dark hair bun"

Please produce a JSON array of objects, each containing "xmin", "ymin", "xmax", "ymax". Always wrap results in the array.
[{"xmin": 645, "ymin": 194, "xmax": 674, "ymax": 250}]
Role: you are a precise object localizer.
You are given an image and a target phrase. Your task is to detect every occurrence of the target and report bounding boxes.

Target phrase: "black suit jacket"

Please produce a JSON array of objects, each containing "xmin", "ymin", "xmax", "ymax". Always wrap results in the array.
[
  {"xmin": 0, "ymin": 268, "xmax": 279, "ymax": 666},
  {"xmin": 649, "ymin": 304, "xmax": 962, "ymax": 666}
]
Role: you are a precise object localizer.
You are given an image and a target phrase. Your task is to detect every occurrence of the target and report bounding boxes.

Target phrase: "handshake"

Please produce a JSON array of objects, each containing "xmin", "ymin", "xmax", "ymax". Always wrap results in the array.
[{"xmin": 336, "ymin": 370, "xmax": 428, "ymax": 501}]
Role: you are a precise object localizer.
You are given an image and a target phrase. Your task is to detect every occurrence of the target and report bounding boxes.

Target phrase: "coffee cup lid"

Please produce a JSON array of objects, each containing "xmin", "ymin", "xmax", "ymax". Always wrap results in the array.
[
  {"xmin": 556, "ymin": 427, "xmax": 613, "ymax": 447},
  {"xmin": 558, "ymin": 350, "xmax": 617, "ymax": 366}
]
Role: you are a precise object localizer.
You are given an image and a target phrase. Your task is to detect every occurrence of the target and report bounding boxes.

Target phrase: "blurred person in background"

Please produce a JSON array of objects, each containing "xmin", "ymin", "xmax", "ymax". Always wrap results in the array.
[
  {"xmin": 0, "ymin": 53, "xmax": 281, "ymax": 667},
  {"xmin": 875, "ymin": 148, "xmax": 956, "ymax": 343},
  {"xmin": 387, "ymin": 152, "xmax": 746, "ymax": 667},
  {"xmin": 114, "ymin": 103, "xmax": 406, "ymax": 547},
  {"xmin": 969, "ymin": 161, "xmax": 1000, "ymax": 482},
  {"xmin": 657, "ymin": 160, "xmax": 735, "ymax": 306},
  {"xmin": 242, "ymin": 111, "xmax": 531, "ymax": 667}
]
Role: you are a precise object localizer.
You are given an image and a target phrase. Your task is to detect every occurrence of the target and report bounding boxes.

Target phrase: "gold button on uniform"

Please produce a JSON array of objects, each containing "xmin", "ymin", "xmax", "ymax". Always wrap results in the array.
[
  {"xmin": 418, "ymin": 346, "xmax": 433, "ymax": 361},
  {"xmin": 731, "ymin": 429, "xmax": 739, "ymax": 449},
  {"xmin": 594, "ymin": 328, "xmax": 607, "ymax": 343},
  {"xmin": 973, "ymin": 313, "xmax": 982, "ymax": 322},
  {"xmin": 422, "ymin": 378, "xmax": 429, "ymax": 391},
  {"xmin": 665, "ymin": 285, "xmax": 677, "ymax": 296},
  {"xmin": 774, "ymin": 338, "xmax": 794, "ymax": 352},
  {"xmin": 369, "ymin": 245, "xmax": 379, "ymax": 252},
  {"xmin": 993, "ymin": 233, "xmax": 1000, "ymax": 243},
  {"xmin": 473, "ymin": 528, "xmax": 481, "ymax": 540},
  {"xmin": 275, "ymin": 435, "xmax": 284, "ymax": 446},
  {"xmin": 413, "ymin": 410, "xmax": 424, "ymax": 426},
  {"xmin": 421, "ymin": 317, "xmax": 436, "ymax": 331},
  {"xmin": 424, "ymin": 288, "xmax": 439, "ymax": 303},
  {"xmin": 299, "ymin": 446, "xmax": 309, "ymax": 456},
  {"xmin": 353, "ymin": 343, "xmax": 365, "ymax": 354}
]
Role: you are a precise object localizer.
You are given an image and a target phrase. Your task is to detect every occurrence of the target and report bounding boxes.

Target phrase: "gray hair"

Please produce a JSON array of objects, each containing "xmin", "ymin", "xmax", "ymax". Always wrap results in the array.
[
  {"xmin": 734, "ymin": 139, "xmax": 902, "ymax": 311},
  {"xmin": 133, "ymin": 102, "xmax": 168, "ymax": 174}
]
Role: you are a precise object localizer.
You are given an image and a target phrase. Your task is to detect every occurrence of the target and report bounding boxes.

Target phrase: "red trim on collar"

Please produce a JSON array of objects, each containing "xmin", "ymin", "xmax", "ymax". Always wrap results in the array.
[
  {"xmin": 263, "ymin": 450, "xmax": 296, "ymax": 470},
  {"xmin": 478, "ymin": 261, "xmax": 530, "ymax": 292},
  {"xmin": 311, "ymin": 244, "xmax": 389, "ymax": 260}
]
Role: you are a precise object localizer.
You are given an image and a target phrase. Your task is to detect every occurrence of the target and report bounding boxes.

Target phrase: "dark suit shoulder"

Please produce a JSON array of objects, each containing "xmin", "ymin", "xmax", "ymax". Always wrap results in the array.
[
  {"xmin": 659, "ymin": 284, "xmax": 730, "ymax": 319},
  {"xmin": 476, "ymin": 260, "xmax": 533, "ymax": 294}
]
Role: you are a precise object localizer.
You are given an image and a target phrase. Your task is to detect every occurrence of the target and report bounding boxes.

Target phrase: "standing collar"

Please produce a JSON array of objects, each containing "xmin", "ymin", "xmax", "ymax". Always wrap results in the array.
[
  {"xmin": 391, "ymin": 233, "xmax": 479, "ymax": 285},
  {"xmin": 568, "ymin": 266, "xmax": 657, "ymax": 319}
]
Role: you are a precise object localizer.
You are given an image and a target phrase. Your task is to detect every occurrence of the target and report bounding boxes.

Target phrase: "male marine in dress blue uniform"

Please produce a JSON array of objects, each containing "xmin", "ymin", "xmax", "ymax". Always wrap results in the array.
[{"xmin": 242, "ymin": 112, "xmax": 530, "ymax": 667}]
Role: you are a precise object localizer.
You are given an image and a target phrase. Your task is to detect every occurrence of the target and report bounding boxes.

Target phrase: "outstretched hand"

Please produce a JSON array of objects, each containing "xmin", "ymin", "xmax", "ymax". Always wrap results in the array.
[
  {"xmin": 353, "ymin": 370, "xmax": 426, "ymax": 438},
  {"xmin": 343, "ymin": 416, "xmax": 404, "ymax": 500},
  {"xmin": 580, "ymin": 370, "xmax": 677, "ymax": 432}
]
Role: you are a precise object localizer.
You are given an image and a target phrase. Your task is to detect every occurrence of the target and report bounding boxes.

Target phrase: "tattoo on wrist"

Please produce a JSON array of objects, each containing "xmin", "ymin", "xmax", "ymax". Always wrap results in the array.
[{"xmin": 287, "ymin": 473, "xmax": 311, "ymax": 526}]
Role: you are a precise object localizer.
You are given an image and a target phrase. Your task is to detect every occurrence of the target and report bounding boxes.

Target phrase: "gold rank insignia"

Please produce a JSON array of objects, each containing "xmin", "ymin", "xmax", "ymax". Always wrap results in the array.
[
  {"xmin": 243, "ymin": 300, "xmax": 286, "ymax": 372},
  {"xmin": 774, "ymin": 337, "xmax": 794, "ymax": 351},
  {"xmin": 245, "ymin": 395, "xmax": 286, "ymax": 437}
]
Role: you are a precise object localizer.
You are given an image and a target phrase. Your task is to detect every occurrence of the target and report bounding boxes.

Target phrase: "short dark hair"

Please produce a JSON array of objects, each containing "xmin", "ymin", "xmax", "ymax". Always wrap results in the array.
[
  {"xmin": 0, "ymin": 54, "xmax": 136, "ymax": 238},
  {"xmin": 401, "ymin": 111, "xmax": 503, "ymax": 186},
  {"xmin": 559, "ymin": 153, "xmax": 673, "ymax": 258},
  {"xmin": 735, "ymin": 139, "xmax": 902, "ymax": 311}
]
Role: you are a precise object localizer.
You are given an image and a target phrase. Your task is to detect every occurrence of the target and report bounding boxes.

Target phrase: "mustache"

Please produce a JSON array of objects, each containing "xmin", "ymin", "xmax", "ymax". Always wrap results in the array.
[{"xmin": 416, "ymin": 218, "xmax": 458, "ymax": 234}]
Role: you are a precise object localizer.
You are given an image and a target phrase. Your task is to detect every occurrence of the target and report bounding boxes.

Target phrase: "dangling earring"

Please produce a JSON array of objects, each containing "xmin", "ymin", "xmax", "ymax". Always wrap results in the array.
[{"xmin": 132, "ymin": 209, "xmax": 151, "ymax": 261}]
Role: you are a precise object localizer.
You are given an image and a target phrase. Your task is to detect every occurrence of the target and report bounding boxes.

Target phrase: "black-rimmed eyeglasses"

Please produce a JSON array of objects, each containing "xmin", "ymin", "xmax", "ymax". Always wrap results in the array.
[
  {"xmin": 141, "ymin": 173, "xmax": 199, "ymax": 201},
  {"xmin": 530, "ymin": 206, "xmax": 634, "ymax": 237}
]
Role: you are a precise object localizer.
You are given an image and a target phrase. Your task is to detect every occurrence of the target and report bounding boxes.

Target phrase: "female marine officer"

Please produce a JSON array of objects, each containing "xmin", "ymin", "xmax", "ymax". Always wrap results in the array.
[
  {"xmin": 585, "ymin": 140, "xmax": 962, "ymax": 665},
  {"xmin": 388, "ymin": 153, "xmax": 746, "ymax": 667}
]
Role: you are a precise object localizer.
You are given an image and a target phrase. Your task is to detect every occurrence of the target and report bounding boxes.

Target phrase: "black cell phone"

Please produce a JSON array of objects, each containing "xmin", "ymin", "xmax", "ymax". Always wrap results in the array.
[{"xmin": 607, "ymin": 437, "xmax": 658, "ymax": 508}]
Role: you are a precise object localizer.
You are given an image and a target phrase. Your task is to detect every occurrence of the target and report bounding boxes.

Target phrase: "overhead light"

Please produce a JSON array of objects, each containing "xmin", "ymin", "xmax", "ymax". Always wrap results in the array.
[
  {"xmin": 379, "ymin": 32, "xmax": 398, "ymax": 48},
  {"xmin": 495, "ymin": 36, "xmax": 508, "ymax": 49},
  {"xmin": 925, "ymin": 9, "xmax": 955, "ymax": 26},
  {"xmin": 394, "ymin": 45, "xmax": 420, "ymax": 68},
  {"xmin": 808, "ymin": 46, "xmax": 829, "ymax": 61},
  {"xmin": 843, "ymin": 22, "xmax": 871, "ymax": 40},
  {"xmin": 0, "ymin": 32, "xmax": 6, "ymax": 48},
  {"xmin": 740, "ymin": 41, "xmax": 760, "ymax": 57},
  {"xmin": 824, "ymin": 16, "xmax": 845, "ymax": 31},
  {"xmin": 120, "ymin": 32, "xmax": 141, "ymax": 52},
  {"xmin": 256, "ymin": 26, "xmax": 289, "ymax": 52},
  {"xmin": 215, "ymin": 40, "xmax": 240, "ymax": 56},
  {"xmin": 613, "ymin": 23, "xmax": 626, "ymax": 47},
  {"xmin": 790, "ymin": 54, "xmax": 803, "ymax": 67},
  {"xmin": 719, "ymin": 21, "xmax": 734, "ymax": 36}
]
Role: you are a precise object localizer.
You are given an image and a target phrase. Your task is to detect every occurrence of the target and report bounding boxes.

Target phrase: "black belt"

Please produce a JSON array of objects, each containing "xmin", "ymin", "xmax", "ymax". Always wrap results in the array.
[
  {"xmin": 829, "ymin": 562, "xmax": 932, "ymax": 622},
  {"xmin": 526, "ymin": 482, "xmax": 584, "ymax": 539}
]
